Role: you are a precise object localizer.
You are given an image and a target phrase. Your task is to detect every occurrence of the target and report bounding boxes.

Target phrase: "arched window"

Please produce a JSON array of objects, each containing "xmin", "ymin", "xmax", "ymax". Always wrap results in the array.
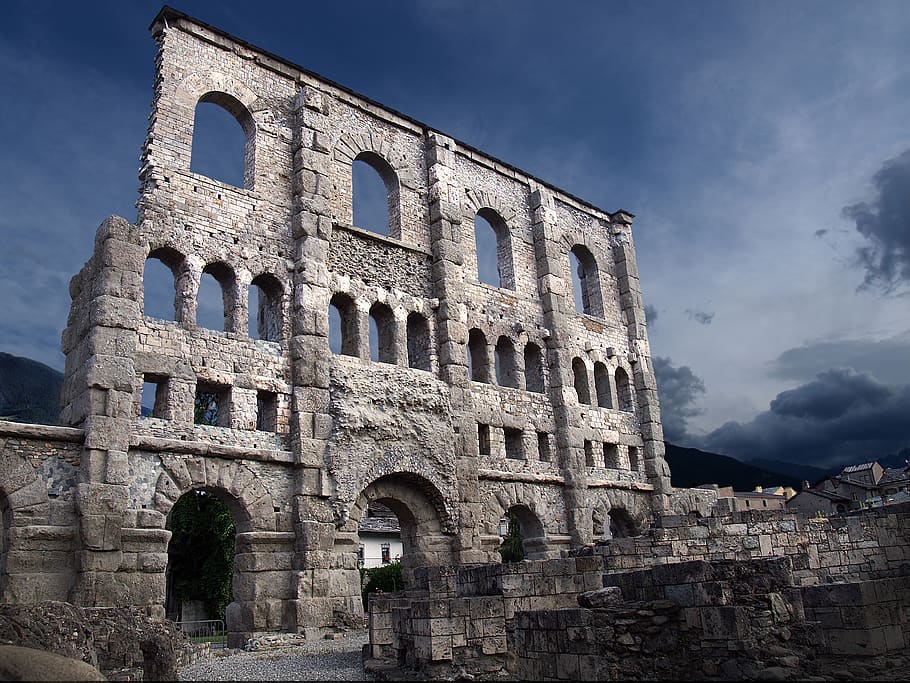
[
  {"xmin": 628, "ymin": 446, "xmax": 640, "ymax": 472},
  {"xmin": 198, "ymin": 262, "xmax": 237, "ymax": 333},
  {"xmin": 406, "ymin": 312, "xmax": 431, "ymax": 371},
  {"xmin": 594, "ymin": 362, "xmax": 613, "ymax": 409},
  {"xmin": 468, "ymin": 329, "xmax": 490, "ymax": 383},
  {"xmin": 353, "ymin": 152, "xmax": 400, "ymax": 238},
  {"xmin": 144, "ymin": 247, "xmax": 185, "ymax": 321},
  {"xmin": 474, "ymin": 209, "xmax": 514, "ymax": 289},
  {"xmin": 329, "ymin": 293, "xmax": 359, "ymax": 356},
  {"xmin": 494, "ymin": 336, "xmax": 518, "ymax": 388},
  {"xmin": 572, "ymin": 357, "xmax": 591, "ymax": 404},
  {"xmin": 523, "ymin": 343, "xmax": 545, "ymax": 394},
  {"xmin": 248, "ymin": 273, "xmax": 283, "ymax": 342},
  {"xmin": 615, "ymin": 367, "xmax": 634, "ymax": 412},
  {"xmin": 569, "ymin": 245, "xmax": 603, "ymax": 317},
  {"xmin": 608, "ymin": 508, "xmax": 639, "ymax": 539},
  {"xmin": 191, "ymin": 92, "xmax": 255, "ymax": 190},
  {"xmin": 369, "ymin": 303, "xmax": 396, "ymax": 364}
]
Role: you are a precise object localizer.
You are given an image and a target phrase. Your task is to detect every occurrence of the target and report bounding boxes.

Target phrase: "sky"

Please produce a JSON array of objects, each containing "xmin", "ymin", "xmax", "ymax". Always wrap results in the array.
[{"xmin": 1, "ymin": 0, "xmax": 909, "ymax": 469}]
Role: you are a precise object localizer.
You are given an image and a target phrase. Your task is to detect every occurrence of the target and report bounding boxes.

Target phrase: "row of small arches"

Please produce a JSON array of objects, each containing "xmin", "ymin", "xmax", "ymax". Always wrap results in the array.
[
  {"xmin": 190, "ymin": 94, "xmax": 607, "ymax": 318},
  {"xmin": 572, "ymin": 358, "xmax": 634, "ymax": 412}
]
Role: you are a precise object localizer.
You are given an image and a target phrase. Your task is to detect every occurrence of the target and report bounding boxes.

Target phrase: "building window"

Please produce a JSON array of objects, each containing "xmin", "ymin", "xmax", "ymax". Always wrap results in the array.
[
  {"xmin": 190, "ymin": 92, "xmax": 255, "ymax": 190},
  {"xmin": 352, "ymin": 152, "xmax": 401, "ymax": 238},
  {"xmin": 358, "ymin": 544, "xmax": 365, "ymax": 568},
  {"xmin": 478, "ymin": 423, "xmax": 491, "ymax": 456},
  {"xmin": 537, "ymin": 432, "xmax": 551, "ymax": 463},
  {"xmin": 594, "ymin": 362, "xmax": 613, "ymax": 409},
  {"xmin": 584, "ymin": 440, "xmax": 595, "ymax": 467},
  {"xmin": 572, "ymin": 358, "xmax": 591, "ymax": 404},
  {"xmin": 198, "ymin": 261, "xmax": 239, "ymax": 333},
  {"xmin": 256, "ymin": 390, "xmax": 278, "ymax": 432},
  {"xmin": 569, "ymin": 245, "xmax": 603, "ymax": 316},
  {"xmin": 504, "ymin": 428, "xmax": 523, "ymax": 460},
  {"xmin": 406, "ymin": 312, "xmax": 431, "ymax": 371},
  {"xmin": 524, "ymin": 343, "xmax": 545, "ymax": 393},
  {"xmin": 615, "ymin": 367, "xmax": 634, "ymax": 413},
  {"xmin": 381, "ymin": 543, "xmax": 391, "ymax": 564},
  {"xmin": 468, "ymin": 329, "xmax": 491, "ymax": 383},
  {"xmin": 140, "ymin": 374, "xmax": 169, "ymax": 419},
  {"xmin": 495, "ymin": 336, "xmax": 519, "ymax": 388},
  {"xmin": 249, "ymin": 273, "xmax": 283, "ymax": 342},
  {"xmin": 603, "ymin": 443, "xmax": 620, "ymax": 468},
  {"xmin": 194, "ymin": 382, "xmax": 230, "ymax": 427},
  {"xmin": 329, "ymin": 293, "xmax": 359, "ymax": 357},
  {"xmin": 474, "ymin": 209, "xmax": 514, "ymax": 290},
  {"xmin": 628, "ymin": 446, "xmax": 640, "ymax": 471},
  {"xmin": 369, "ymin": 302, "xmax": 396, "ymax": 364}
]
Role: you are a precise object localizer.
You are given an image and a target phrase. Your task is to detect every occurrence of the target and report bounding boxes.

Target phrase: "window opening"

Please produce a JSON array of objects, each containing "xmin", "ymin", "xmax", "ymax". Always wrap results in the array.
[
  {"xmin": 406, "ymin": 312, "xmax": 431, "ymax": 371},
  {"xmin": 537, "ymin": 432, "xmax": 551, "ymax": 463},
  {"xmin": 352, "ymin": 152, "xmax": 400, "ymax": 237},
  {"xmin": 141, "ymin": 374, "xmax": 169, "ymax": 419},
  {"xmin": 369, "ymin": 303, "xmax": 396, "ymax": 364},
  {"xmin": 190, "ymin": 92, "xmax": 255, "ymax": 189},
  {"xmin": 143, "ymin": 250, "xmax": 182, "ymax": 321},
  {"xmin": 256, "ymin": 390, "xmax": 278, "ymax": 432},
  {"xmin": 584, "ymin": 440, "xmax": 595, "ymax": 467},
  {"xmin": 603, "ymin": 443, "xmax": 620, "ymax": 469},
  {"xmin": 504, "ymin": 428, "xmax": 524, "ymax": 460},
  {"xmin": 594, "ymin": 362, "xmax": 612, "ymax": 409},
  {"xmin": 495, "ymin": 336, "xmax": 518, "ymax": 388},
  {"xmin": 616, "ymin": 367, "xmax": 634, "ymax": 412},
  {"xmin": 329, "ymin": 293, "xmax": 359, "ymax": 357},
  {"xmin": 569, "ymin": 245, "xmax": 602, "ymax": 316},
  {"xmin": 194, "ymin": 382, "xmax": 230, "ymax": 427},
  {"xmin": 572, "ymin": 358, "xmax": 591, "ymax": 404},
  {"xmin": 381, "ymin": 543, "xmax": 391, "ymax": 564},
  {"xmin": 468, "ymin": 329, "xmax": 490, "ymax": 383},
  {"xmin": 478, "ymin": 423, "xmax": 491, "ymax": 456},
  {"xmin": 524, "ymin": 343, "xmax": 545, "ymax": 393},
  {"xmin": 628, "ymin": 446, "xmax": 640, "ymax": 471},
  {"xmin": 474, "ymin": 209, "xmax": 514, "ymax": 289},
  {"xmin": 248, "ymin": 274, "xmax": 282, "ymax": 342}
]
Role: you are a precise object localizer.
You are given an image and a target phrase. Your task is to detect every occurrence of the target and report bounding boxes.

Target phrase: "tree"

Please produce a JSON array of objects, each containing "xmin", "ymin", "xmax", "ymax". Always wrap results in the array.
[
  {"xmin": 498, "ymin": 511, "xmax": 524, "ymax": 563},
  {"xmin": 167, "ymin": 490, "xmax": 235, "ymax": 620}
]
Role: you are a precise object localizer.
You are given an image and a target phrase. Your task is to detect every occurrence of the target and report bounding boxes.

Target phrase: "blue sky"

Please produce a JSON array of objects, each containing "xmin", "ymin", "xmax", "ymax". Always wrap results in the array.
[{"xmin": 2, "ymin": 0, "xmax": 909, "ymax": 468}]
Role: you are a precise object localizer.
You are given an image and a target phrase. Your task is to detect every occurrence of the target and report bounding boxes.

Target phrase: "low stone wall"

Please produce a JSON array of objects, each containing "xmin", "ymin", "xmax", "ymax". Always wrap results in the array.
[
  {"xmin": 803, "ymin": 575, "xmax": 910, "ymax": 655},
  {"xmin": 368, "ymin": 557, "xmax": 604, "ymax": 677},
  {"xmin": 578, "ymin": 503, "xmax": 910, "ymax": 584}
]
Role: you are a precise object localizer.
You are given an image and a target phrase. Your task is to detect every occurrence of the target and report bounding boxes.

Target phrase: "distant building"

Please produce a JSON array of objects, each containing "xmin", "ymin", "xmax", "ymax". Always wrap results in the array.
[
  {"xmin": 358, "ymin": 503, "xmax": 403, "ymax": 569},
  {"xmin": 696, "ymin": 484, "xmax": 793, "ymax": 513},
  {"xmin": 786, "ymin": 461, "xmax": 910, "ymax": 514}
]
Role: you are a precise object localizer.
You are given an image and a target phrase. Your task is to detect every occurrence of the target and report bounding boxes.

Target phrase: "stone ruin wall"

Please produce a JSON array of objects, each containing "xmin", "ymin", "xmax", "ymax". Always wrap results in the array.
[{"xmin": 0, "ymin": 7, "xmax": 672, "ymax": 645}]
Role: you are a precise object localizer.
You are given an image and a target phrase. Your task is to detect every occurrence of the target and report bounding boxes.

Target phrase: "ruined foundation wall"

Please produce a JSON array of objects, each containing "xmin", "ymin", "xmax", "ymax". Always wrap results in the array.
[{"xmin": 581, "ymin": 504, "xmax": 910, "ymax": 584}]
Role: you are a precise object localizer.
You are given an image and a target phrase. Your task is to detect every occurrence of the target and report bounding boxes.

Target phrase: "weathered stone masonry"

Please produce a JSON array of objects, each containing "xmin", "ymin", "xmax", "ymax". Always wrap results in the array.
[{"xmin": 0, "ymin": 7, "xmax": 670, "ymax": 645}]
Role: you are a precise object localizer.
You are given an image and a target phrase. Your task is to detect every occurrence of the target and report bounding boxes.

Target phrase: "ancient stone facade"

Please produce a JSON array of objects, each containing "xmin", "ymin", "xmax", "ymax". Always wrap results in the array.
[{"xmin": 0, "ymin": 7, "xmax": 670, "ymax": 645}]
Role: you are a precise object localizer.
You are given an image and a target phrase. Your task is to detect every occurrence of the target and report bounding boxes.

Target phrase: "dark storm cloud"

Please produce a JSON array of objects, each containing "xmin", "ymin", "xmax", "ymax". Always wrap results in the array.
[
  {"xmin": 643, "ymin": 304, "xmax": 658, "ymax": 325},
  {"xmin": 685, "ymin": 309, "xmax": 715, "ymax": 325},
  {"xmin": 842, "ymin": 148, "xmax": 910, "ymax": 291},
  {"xmin": 770, "ymin": 332, "xmax": 910, "ymax": 385},
  {"xmin": 652, "ymin": 356, "xmax": 705, "ymax": 443},
  {"xmin": 698, "ymin": 368, "xmax": 910, "ymax": 469}
]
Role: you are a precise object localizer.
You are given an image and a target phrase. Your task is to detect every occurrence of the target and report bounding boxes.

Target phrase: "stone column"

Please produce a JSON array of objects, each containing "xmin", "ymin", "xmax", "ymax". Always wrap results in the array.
[
  {"xmin": 424, "ymin": 131, "xmax": 490, "ymax": 564},
  {"xmin": 611, "ymin": 214, "xmax": 672, "ymax": 511},
  {"xmin": 61, "ymin": 216, "xmax": 146, "ymax": 607},
  {"xmin": 528, "ymin": 186, "xmax": 592, "ymax": 546},
  {"xmin": 287, "ymin": 85, "xmax": 355, "ymax": 630}
]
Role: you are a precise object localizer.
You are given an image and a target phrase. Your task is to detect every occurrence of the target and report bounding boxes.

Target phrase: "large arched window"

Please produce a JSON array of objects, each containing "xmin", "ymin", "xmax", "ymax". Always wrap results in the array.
[
  {"xmin": 615, "ymin": 367, "xmax": 634, "ymax": 412},
  {"xmin": 494, "ymin": 336, "xmax": 518, "ymax": 388},
  {"xmin": 569, "ymin": 245, "xmax": 603, "ymax": 317},
  {"xmin": 594, "ymin": 362, "xmax": 613, "ymax": 409},
  {"xmin": 190, "ymin": 92, "xmax": 255, "ymax": 190},
  {"xmin": 523, "ymin": 343, "xmax": 545, "ymax": 394},
  {"xmin": 572, "ymin": 357, "xmax": 591, "ymax": 405},
  {"xmin": 406, "ymin": 312, "xmax": 431, "ymax": 371},
  {"xmin": 329, "ymin": 293, "xmax": 359, "ymax": 357},
  {"xmin": 248, "ymin": 273, "xmax": 283, "ymax": 342},
  {"xmin": 198, "ymin": 262, "xmax": 238, "ymax": 333},
  {"xmin": 144, "ymin": 247, "xmax": 186, "ymax": 322},
  {"xmin": 474, "ymin": 209, "xmax": 514, "ymax": 290},
  {"xmin": 468, "ymin": 329, "xmax": 491, "ymax": 383},
  {"xmin": 353, "ymin": 152, "xmax": 400, "ymax": 238},
  {"xmin": 369, "ymin": 302, "xmax": 396, "ymax": 364}
]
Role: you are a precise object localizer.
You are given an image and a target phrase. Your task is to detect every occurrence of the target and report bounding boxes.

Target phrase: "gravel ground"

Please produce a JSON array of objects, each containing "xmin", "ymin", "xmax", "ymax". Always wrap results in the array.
[{"xmin": 178, "ymin": 630, "xmax": 375, "ymax": 681}]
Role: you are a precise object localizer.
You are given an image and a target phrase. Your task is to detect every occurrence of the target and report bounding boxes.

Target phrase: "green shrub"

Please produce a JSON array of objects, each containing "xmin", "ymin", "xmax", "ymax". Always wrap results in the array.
[
  {"xmin": 499, "ymin": 512, "xmax": 524, "ymax": 563},
  {"xmin": 361, "ymin": 561, "xmax": 403, "ymax": 608}
]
